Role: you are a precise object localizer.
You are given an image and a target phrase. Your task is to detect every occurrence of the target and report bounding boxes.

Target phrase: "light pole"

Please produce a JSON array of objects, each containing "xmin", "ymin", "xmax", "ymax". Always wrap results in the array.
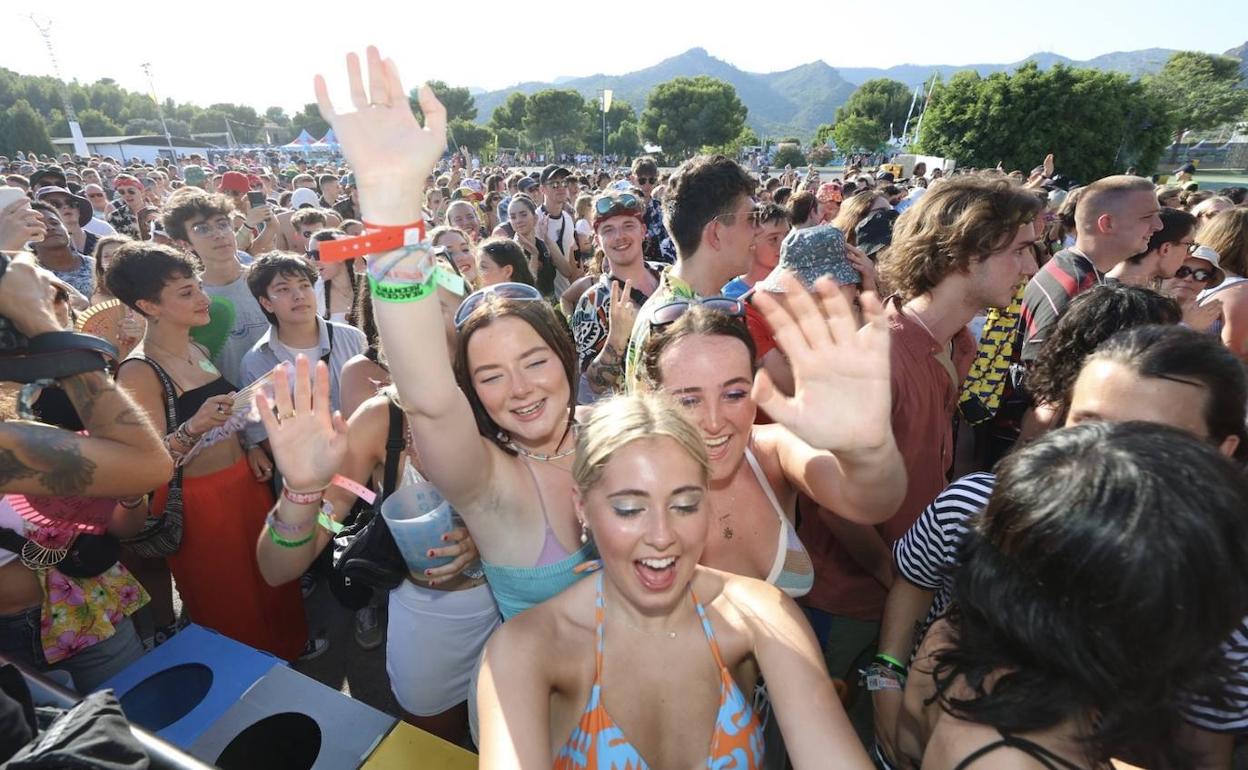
[
  {"xmin": 29, "ymin": 15, "xmax": 88, "ymax": 157},
  {"xmin": 601, "ymin": 89, "xmax": 613, "ymax": 160},
  {"xmin": 140, "ymin": 62, "xmax": 175, "ymax": 152}
]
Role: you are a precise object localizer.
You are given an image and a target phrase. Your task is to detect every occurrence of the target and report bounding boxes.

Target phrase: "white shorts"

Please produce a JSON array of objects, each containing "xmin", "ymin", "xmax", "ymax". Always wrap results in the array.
[{"xmin": 385, "ymin": 581, "xmax": 501, "ymax": 716}]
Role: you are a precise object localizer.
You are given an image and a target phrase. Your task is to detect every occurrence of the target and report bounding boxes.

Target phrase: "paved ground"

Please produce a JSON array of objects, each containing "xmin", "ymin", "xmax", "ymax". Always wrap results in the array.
[{"xmin": 289, "ymin": 573, "xmax": 401, "ymax": 718}]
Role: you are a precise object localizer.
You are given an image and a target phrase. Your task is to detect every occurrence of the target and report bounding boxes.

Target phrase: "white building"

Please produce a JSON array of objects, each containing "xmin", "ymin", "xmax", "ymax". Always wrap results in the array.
[{"xmin": 50, "ymin": 135, "xmax": 218, "ymax": 164}]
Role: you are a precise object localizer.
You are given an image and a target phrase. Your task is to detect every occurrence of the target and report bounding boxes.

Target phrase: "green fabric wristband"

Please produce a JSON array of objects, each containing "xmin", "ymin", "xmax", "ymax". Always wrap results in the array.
[{"xmin": 368, "ymin": 273, "xmax": 435, "ymax": 303}]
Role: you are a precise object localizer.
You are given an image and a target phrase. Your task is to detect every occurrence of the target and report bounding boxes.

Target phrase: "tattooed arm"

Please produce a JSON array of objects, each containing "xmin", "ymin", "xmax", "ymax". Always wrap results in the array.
[
  {"xmin": 582, "ymin": 279, "xmax": 638, "ymax": 396},
  {"xmin": 0, "ymin": 254, "xmax": 173, "ymax": 497},
  {"xmin": 0, "ymin": 372, "xmax": 172, "ymax": 497}
]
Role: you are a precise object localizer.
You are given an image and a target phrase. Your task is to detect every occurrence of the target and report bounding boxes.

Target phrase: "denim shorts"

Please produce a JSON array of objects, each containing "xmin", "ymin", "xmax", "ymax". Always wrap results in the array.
[{"xmin": 0, "ymin": 605, "xmax": 144, "ymax": 693}]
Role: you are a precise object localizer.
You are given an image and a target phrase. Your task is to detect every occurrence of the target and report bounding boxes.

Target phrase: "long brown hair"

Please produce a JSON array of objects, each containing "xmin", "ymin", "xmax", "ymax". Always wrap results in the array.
[{"xmin": 453, "ymin": 297, "xmax": 578, "ymax": 452}]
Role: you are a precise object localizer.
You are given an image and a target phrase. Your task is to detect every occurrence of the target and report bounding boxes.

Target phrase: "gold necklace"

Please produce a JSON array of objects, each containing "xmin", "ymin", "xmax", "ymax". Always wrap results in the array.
[{"xmin": 146, "ymin": 337, "xmax": 218, "ymax": 374}]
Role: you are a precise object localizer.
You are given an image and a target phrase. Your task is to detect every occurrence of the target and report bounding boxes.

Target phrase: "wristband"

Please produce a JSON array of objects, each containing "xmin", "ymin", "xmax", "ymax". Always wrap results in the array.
[
  {"xmin": 266, "ymin": 505, "xmax": 314, "ymax": 536},
  {"xmin": 860, "ymin": 662, "xmax": 906, "ymax": 691},
  {"xmin": 331, "ymin": 474, "xmax": 376, "ymax": 505},
  {"xmin": 317, "ymin": 505, "xmax": 344, "ymax": 535},
  {"xmin": 873, "ymin": 653, "xmax": 908, "ymax": 677},
  {"xmin": 318, "ymin": 221, "xmax": 426, "ymax": 263},
  {"xmin": 368, "ymin": 273, "xmax": 435, "ymax": 303},
  {"xmin": 282, "ymin": 483, "xmax": 329, "ymax": 506},
  {"xmin": 267, "ymin": 525, "xmax": 314, "ymax": 549}
]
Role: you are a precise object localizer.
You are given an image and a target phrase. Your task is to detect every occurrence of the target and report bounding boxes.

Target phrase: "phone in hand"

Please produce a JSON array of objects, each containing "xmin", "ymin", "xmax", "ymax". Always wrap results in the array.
[
  {"xmin": 0, "ymin": 186, "xmax": 28, "ymax": 210},
  {"xmin": 247, "ymin": 191, "xmax": 266, "ymax": 208}
]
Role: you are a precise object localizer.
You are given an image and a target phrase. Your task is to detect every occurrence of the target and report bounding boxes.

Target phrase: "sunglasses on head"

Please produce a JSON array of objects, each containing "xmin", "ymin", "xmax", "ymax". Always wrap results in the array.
[
  {"xmin": 650, "ymin": 296, "xmax": 745, "ymax": 328},
  {"xmin": 1174, "ymin": 265, "xmax": 1215, "ymax": 282},
  {"xmin": 594, "ymin": 193, "xmax": 642, "ymax": 217},
  {"xmin": 454, "ymin": 282, "xmax": 544, "ymax": 329}
]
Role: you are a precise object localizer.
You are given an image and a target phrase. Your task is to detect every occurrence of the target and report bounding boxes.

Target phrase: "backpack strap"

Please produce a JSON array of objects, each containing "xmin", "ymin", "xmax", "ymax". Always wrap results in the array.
[
  {"xmin": 380, "ymin": 399, "xmax": 405, "ymax": 504},
  {"xmin": 117, "ymin": 355, "xmax": 184, "ymax": 491}
]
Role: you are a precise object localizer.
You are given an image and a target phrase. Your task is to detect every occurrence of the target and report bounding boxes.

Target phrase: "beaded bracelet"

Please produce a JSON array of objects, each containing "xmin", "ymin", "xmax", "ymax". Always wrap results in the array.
[{"xmin": 118, "ymin": 495, "xmax": 147, "ymax": 509}]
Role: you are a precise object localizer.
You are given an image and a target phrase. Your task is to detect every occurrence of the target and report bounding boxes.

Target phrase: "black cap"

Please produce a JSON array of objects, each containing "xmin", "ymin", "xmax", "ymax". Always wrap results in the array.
[
  {"xmin": 517, "ymin": 177, "xmax": 538, "ymax": 192},
  {"xmin": 30, "ymin": 167, "xmax": 67, "ymax": 190},
  {"xmin": 855, "ymin": 208, "xmax": 899, "ymax": 258},
  {"xmin": 540, "ymin": 164, "xmax": 572, "ymax": 184}
]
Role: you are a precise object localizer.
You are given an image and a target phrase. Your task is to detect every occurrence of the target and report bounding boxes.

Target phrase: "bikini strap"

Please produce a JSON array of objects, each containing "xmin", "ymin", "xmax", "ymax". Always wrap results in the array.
[
  {"xmin": 744, "ymin": 447, "xmax": 786, "ymax": 525},
  {"xmin": 519, "ymin": 456, "xmax": 558, "ymax": 539},
  {"xmin": 593, "ymin": 571, "xmax": 606, "ymax": 682},
  {"xmin": 690, "ymin": 588, "xmax": 730, "ymax": 672},
  {"xmin": 952, "ymin": 733, "xmax": 1084, "ymax": 770}
]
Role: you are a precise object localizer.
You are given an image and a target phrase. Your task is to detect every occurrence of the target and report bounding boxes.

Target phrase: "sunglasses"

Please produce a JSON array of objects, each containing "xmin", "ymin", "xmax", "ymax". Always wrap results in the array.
[
  {"xmin": 543, "ymin": 180, "xmax": 568, "ymax": 189},
  {"xmin": 454, "ymin": 282, "xmax": 544, "ymax": 329},
  {"xmin": 635, "ymin": 176, "xmax": 657, "ymax": 185},
  {"xmin": 1173, "ymin": 265, "xmax": 1215, "ymax": 282},
  {"xmin": 190, "ymin": 220, "xmax": 234, "ymax": 237},
  {"xmin": 594, "ymin": 193, "xmax": 642, "ymax": 216},
  {"xmin": 650, "ymin": 297, "xmax": 745, "ymax": 328}
]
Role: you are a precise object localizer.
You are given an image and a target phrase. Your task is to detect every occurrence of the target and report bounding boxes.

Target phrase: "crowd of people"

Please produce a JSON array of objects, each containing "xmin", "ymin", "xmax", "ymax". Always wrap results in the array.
[{"xmin": 1, "ymin": 43, "xmax": 1248, "ymax": 768}]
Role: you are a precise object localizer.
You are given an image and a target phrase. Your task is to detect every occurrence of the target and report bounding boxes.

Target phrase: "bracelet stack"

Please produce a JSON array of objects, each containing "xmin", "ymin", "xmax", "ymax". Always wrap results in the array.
[
  {"xmin": 860, "ymin": 653, "xmax": 908, "ymax": 692},
  {"xmin": 265, "ymin": 505, "xmax": 314, "ymax": 548}
]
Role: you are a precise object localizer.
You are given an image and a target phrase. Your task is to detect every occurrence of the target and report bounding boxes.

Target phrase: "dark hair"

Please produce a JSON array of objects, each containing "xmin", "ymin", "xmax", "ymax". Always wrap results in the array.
[
  {"xmin": 104, "ymin": 242, "xmax": 197, "ymax": 317},
  {"xmin": 772, "ymin": 186, "xmax": 793, "ymax": 207},
  {"xmin": 1026, "ymin": 285, "xmax": 1180, "ymax": 408},
  {"xmin": 1127, "ymin": 207, "xmax": 1196, "ymax": 263},
  {"xmin": 631, "ymin": 156, "xmax": 658, "ymax": 177},
  {"xmin": 754, "ymin": 202, "xmax": 789, "ymax": 227},
  {"xmin": 245, "ymin": 252, "xmax": 319, "ymax": 326},
  {"xmin": 161, "ymin": 188, "xmax": 233, "ymax": 242},
  {"xmin": 788, "ymin": 191, "xmax": 817, "ymax": 225},
  {"xmin": 663, "ymin": 155, "xmax": 755, "ymax": 259},
  {"xmin": 478, "ymin": 237, "xmax": 536, "ymax": 287},
  {"xmin": 348, "ymin": 275, "xmax": 382, "ymax": 362},
  {"xmin": 1220, "ymin": 186, "xmax": 1247, "ymax": 206},
  {"xmin": 640, "ymin": 305, "xmax": 757, "ymax": 388},
  {"xmin": 1086, "ymin": 324, "xmax": 1248, "ymax": 460},
  {"xmin": 880, "ymin": 177, "xmax": 1042, "ymax": 301},
  {"xmin": 453, "ymin": 298, "xmax": 577, "ymax": 452},
  {"xmin": 931, "ymin": 421, "xmax": 1248, "ymax": 768}
]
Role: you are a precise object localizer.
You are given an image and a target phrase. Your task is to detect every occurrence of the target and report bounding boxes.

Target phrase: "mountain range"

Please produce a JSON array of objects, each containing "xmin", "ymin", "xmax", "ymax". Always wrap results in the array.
[{"xmin": 472, "ymin": 43, "xmax": 1248, "ymax": 139}]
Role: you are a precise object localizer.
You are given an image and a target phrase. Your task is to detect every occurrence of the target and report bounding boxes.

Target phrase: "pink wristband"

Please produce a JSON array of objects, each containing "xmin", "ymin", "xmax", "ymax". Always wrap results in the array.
[
  {"xmin": 282, "ymin": 484, "xmax": 327, "ymax": 506},
  {"xmin": 332, "ymin": 474, "xmax": 376, "ymax": 505}
]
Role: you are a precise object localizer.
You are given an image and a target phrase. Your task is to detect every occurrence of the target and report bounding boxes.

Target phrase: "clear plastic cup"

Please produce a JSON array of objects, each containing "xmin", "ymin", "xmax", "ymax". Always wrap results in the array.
[{"xmin": 380, "ymin": 482, "xmax": 457, "ymax": 574}]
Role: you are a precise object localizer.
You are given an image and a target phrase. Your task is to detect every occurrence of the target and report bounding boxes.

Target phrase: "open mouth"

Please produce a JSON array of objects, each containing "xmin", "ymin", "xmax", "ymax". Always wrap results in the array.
[
  {"xmin": 512, "ymin": 399, "xmax": 545, "ymax": 421},
  {"xmin": 635, "ymin": 555, "xmax": 677, "ymax": 591},
  {"xmin": 704, "ymin": 434, "xmax": 731, "ymax": 460}
]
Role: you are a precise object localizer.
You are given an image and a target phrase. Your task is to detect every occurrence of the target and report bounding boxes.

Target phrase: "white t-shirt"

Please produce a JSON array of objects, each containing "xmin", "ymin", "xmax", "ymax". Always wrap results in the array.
[
  {"xmin": 84, "ymin": 217, "xmax": 117, "ymax": 237},
  {"xmin": 0, "ymin": 497, "xmax": 28, "ymax": 568}
]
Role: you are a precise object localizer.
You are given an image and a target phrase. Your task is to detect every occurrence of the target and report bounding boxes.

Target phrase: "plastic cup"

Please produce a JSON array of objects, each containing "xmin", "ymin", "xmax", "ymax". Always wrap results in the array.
[{"xmin": 380, "ymin": 482, "xmax": 458, "ymax": 574}]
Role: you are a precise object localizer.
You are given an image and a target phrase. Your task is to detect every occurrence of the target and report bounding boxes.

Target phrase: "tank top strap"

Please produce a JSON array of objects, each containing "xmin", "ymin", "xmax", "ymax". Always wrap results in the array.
[{"xmin": 743, "ymin": 447, "xmax": 786, "ymax": 525}]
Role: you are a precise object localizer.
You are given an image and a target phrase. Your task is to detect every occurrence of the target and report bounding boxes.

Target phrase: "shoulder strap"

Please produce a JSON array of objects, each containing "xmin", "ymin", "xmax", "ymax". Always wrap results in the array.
[
  {"xmin": 124, "ymin": 356, "xmax": 184, "ymax": 489},
  {"xmin": 0, "ymin": 528, "xmax": 28, "ymax": 555},
  {"xmin": 380, "ymin": 399, "xmax": 405, "ymax": 503},
  {"xmin": 321, "ymin": 323, "xmax": 334, "ymax": 365}
]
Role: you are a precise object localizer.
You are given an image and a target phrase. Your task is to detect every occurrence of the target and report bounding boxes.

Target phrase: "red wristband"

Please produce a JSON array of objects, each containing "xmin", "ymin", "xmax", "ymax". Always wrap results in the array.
[
  {"xmin": 318, "ymin": 221, "xmax": 427, "ymax": 263},
  {"xmin": 282, "ymin": 484, "xmax": 327, "ymax": 505}
]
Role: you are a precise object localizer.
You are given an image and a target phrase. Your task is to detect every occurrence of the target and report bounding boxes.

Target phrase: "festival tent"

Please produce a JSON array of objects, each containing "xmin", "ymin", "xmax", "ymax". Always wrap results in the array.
[
  {"xmin": 282, "ymin": 130, "xmax": 316, "ymax": 151},
  {"xmin": 312, "ymin": 129, "xmax": 339, "ymax": 149}
]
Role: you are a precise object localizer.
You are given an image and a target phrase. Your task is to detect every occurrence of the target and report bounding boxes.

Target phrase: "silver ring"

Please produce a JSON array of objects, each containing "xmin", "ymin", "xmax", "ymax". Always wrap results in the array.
[{"xmin": 216, "ymin": 404, "xmax": 225, "ymax": 414}]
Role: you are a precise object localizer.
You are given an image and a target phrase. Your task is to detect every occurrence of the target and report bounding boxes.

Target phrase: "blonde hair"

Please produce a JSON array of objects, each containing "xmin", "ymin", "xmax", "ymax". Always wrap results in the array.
[
  {"xmin": 572, "ymin": 393, "xmax": 710, "ymax": 494},
  {"xmin": 1198, "ymin": 208, "xmax": 1248, "ymax": 277},
  {"xmin": 574, "ymin": 193, "xmax": 593, "ymax": 223}
]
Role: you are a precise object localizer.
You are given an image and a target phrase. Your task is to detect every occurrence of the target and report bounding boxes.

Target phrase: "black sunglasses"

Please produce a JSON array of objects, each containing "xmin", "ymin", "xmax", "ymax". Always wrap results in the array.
[
  {"xmin": 1173, "ymin": 265, "xmax": 1214, "ymax": 282},
  {"xmin": 635, "ymin": 176, "xmax": 657, "ymax": 185},
  {"xmin": 650, "ymin": 297, "xmax": 745, "ymax": 328}
]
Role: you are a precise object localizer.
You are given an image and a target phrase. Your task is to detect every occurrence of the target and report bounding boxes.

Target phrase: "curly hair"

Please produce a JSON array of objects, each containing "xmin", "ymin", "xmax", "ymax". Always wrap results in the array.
[
  {"xmin": 931, "ymin": 421, "xmax": 1248, "ymax": 769},
  {"xmin": 1025, "ymin": 285, "xmax": 1180, "ymax": 408},
  {"xmin": 879, "ymin": 177, "xmax": 1041, "ymax": 301}
]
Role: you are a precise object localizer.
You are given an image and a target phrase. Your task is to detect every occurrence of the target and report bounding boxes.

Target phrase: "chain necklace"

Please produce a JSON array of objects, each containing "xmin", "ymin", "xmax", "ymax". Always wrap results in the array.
[
  {"xmin": 506, "ymin": 419, "xmax": 576, "ymax": 462},
  {"xmin": 146, "ymin": 337, "xmax": 218, "ymax": 374}
]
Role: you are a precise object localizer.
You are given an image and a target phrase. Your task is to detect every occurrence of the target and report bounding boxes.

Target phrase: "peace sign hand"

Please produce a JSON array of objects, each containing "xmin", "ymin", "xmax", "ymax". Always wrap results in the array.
[
  {"xmin": 606, "ymin": 278, "xmax": 638, "ymax": 351},
  {"xmin": 751, "ymin": 273, "xmax": 893, "ymax": 455},
  {"xmin": 314, "ymin": 46, "xmax": 446, "ymax": 224}
]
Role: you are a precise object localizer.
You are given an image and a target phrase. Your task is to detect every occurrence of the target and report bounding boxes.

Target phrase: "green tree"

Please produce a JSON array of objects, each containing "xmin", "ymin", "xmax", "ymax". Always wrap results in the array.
[
  {"xmin": 410, "ymin": 81, "xmax": 477, "ymax": 123},
  {"xmin": 524, "ymin": 89, "xmax": 587, "ymax": 154},
  {"xmin": 771, "ymin": 145, "xmax": 806, "ymax": 167},
  {"xmin": 489, "ymin": 92, "xmax": 528, "ymax": 135},
  {"xmin": 289, "ymin": 102, "xmax": 330, "ymax": 139},
  {"xmin": 917, "ymin": 63, "xmax": 1171, "ymax": 181},
  {"xmin": 813, "ymin": 123, "xmax": 836, "ymax": 146},
  {"xmin": 640, "ymin": 76, "xmax": 747, "ymax": 158},
  {"xmin": 0, "ymin": 100, "xmax": 54, "ymax": 157},
  {"xmin": 704, "ymin": 125, "xmax": 760, "ymax": 158},
  {"xmin": 834, "ymin": 79, "xmax": 913, "ymax": 145},
  {"xmin": 265, "ymin": 106, "xmax": 291, "ymax": 127},
  {"xmin": 581, "ymin": 97, "xmax": 637, "ymax": 154},
  {"xmin": 494, "ymin": 127, "xmax": 521, "ymax": 150},
  {"xmin": 448, "ymin": 119, "xmax": 494, "ymax": 156},
  {"xmin": 832, "ymin": 115, "xmax": 885, "ymax": 151},
  {"xmin": 608, "ymin": 120, "xmax": 642, "ymax": 157},
  {"xmin": 1146, "ymin": 51, "xmax": 1248, "ymax": 161}
]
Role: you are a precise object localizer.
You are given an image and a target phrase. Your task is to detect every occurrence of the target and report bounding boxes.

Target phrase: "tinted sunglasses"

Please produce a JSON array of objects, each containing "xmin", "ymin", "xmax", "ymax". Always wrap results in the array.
[
  {"xmin": 635, "ymin": 176, "xmax": 657, "ymax": 185},
  {"xmin": 650, "ymin": 297, "xmax": 745, "ymax": 328},
  {"xmin": 594, "ymin": 193, "xmax": 642, "ymax": 217},
  {"xmin": 1174, "ymin": 265, "xmax": 1215, "ymax": 282},
  {"xmin": 454, "ymin": 282, "xmax": 544, "ymax": 329}
]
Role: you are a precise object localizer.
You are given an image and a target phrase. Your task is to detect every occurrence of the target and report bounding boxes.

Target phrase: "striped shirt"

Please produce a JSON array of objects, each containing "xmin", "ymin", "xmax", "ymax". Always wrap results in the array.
[
  {"xmin": 893, "ymin": 471, "xmax": 1248, "ymax": 734},
  {"xmin": 1019, "ymin": 249, "xmax": 1105, "ymax": 362}
]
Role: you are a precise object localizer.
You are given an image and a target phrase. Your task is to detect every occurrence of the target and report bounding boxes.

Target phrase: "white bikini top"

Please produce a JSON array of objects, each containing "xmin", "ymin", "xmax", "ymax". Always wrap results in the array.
[{"xmin": 743, "ymin": 448, "xmax": 814, "ymax": 598}]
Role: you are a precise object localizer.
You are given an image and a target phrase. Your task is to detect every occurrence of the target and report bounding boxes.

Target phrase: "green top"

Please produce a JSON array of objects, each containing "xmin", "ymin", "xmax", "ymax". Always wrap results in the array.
[{"xmin": 623, "ymin": 268, "xmax": 697, "ymax": 392}]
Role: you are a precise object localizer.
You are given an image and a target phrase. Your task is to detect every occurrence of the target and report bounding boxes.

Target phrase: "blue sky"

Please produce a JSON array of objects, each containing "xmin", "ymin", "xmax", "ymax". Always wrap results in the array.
[{"xmin": 2, "ymin": 0, "xmax": 1245, "ymax": 114}]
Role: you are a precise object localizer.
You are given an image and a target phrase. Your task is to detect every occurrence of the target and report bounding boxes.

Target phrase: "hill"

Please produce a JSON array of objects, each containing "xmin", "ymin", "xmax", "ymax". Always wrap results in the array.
[{"xmin": 473, "ymin": 42, "xmax": 1247, "ymax": 139}]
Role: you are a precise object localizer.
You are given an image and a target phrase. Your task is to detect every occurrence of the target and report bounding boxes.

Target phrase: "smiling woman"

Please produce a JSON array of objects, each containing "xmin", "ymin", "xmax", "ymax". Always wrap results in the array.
[{"xmin": 476, "ymin": 393, "xmax": 874, "ymax": 770}]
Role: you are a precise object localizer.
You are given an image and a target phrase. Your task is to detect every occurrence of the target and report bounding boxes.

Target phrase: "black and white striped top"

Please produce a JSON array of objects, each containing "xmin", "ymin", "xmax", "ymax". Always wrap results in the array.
[{"xmin": 891, "ymin": 471, "xmax": 1248, "ymax": 734}]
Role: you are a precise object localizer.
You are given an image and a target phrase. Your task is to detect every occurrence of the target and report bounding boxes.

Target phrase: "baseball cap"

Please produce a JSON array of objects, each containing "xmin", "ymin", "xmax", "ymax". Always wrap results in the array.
[
  {"xmin": 1189, "ymin": 245, "xmax": 1226, "ymax": 286},
  {"xmin": 517, "ymin": 178, "xmax": 539, "ymax": 193},
  {"xmin": 30, "ymin": 167, "xmax": 67, "ymax": 190},
  {"xmin": 540, "ymin": 164, "xmax": 572, "ymax": 185},
  {"xmin": 219, "ymin": 171, "xmax": 249, "ymax": 194},
  {"xmin": 289, "ymin": 187, "xmax": 321, "ymax": 209}
]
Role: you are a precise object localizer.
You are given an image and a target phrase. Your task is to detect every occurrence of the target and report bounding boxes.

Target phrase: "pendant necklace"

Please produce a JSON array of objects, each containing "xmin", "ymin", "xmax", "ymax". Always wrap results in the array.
[{"xmin": 507, "ymin": 419, "xmax": 577, "ymax": 462}]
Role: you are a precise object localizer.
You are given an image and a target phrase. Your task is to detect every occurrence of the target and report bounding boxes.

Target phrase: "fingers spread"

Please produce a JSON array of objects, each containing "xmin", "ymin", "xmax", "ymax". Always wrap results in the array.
[{"xmin": 313, "ymin": 75, "xmax": 336, "ymax": 124}]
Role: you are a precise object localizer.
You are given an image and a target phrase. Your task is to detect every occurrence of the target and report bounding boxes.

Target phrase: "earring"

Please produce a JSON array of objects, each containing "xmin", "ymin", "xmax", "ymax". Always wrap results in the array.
[
  {"xmin": 496, "ymin": 429, "xmax": 511, "ymax": 445},
  {"xmin": 579, "ymin": 521, "xmax": 590, "ymax": 545}
]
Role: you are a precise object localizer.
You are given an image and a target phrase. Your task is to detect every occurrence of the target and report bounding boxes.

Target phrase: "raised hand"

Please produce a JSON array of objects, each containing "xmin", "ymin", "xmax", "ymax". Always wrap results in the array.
[
  {"xmin": 751, "ymin": 272, "xmax": 892, "ymax": 455},
  {"xmin": 314, "ymin": 46, "xmax": 446, "ymax": 224},
  {"xmin": 0, "ymin": 197, "xmax": 46, "ymax": 251},
  {"xmin": 606, "ymin": 278, "xmax": 638, "ymax": 350},
  {"xmin": 255, "ymin": 356, "xmax": 349, "ymax": 492}
]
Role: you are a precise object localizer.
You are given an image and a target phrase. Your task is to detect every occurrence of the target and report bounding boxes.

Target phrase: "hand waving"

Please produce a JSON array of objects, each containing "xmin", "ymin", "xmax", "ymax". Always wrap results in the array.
[
  {"xmin": 314, "ymin": 46, "xmax": 446, "ymax": 223},
  {"xmin": 751, "ymin": 272, "xmax": 893, "ymax": 455},
  {"xmin": 255, "ymin": 356, "xmax": 349, "ymax": 492}
]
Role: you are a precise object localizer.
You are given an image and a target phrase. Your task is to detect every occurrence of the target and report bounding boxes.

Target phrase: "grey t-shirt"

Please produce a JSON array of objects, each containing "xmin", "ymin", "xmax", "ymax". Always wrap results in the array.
[{"xmin": 199, "ymin": 276, "xmax": 270, "ymax": 387}]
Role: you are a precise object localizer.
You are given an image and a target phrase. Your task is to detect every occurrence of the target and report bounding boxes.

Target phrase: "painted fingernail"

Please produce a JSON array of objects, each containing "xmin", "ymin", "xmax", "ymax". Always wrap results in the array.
[
  {"xmin": 426, "ymin": 550, "xmax": 434, "ymax": 557},
  {"xmin": 441, "ymin": 535, "xmax": 448, "ymax": 542},
  {"xmin": 424, "ymin": 569, "xmax": 432, "ymax": 575}
]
